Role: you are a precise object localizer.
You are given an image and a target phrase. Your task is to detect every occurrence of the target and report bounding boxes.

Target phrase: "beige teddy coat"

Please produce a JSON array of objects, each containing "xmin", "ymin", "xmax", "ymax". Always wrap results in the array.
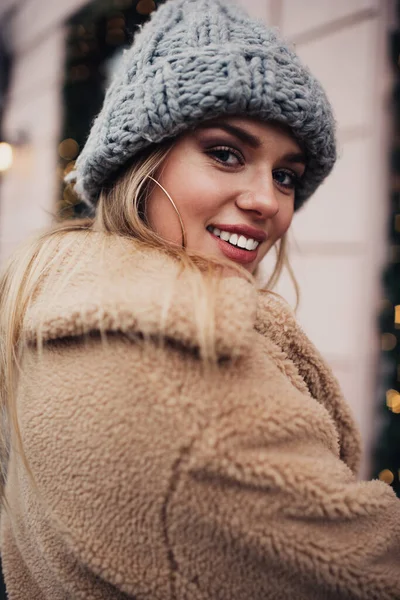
[{"xmin": 1, "ymin": 230, "xmax": 400, "ymax": 599}]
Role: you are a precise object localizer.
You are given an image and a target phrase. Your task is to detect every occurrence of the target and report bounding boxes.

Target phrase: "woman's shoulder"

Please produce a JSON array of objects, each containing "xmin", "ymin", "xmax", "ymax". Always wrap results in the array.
[{"xmin": 22, "ymin": 230, "xmax": 258, "ymax": 360}]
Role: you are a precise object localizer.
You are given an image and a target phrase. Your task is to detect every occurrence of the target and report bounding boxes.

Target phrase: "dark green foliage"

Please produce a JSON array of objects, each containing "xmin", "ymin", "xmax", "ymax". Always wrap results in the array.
[{"xmin": 372, "ymin": 11, "xmax": 400, "ymax": 496}]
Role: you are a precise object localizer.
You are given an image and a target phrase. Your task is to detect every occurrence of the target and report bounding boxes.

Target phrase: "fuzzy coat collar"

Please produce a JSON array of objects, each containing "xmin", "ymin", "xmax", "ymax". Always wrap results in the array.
[{"xmin": 23, "ymin": 229, "xmax": 361, "ymax": 473}]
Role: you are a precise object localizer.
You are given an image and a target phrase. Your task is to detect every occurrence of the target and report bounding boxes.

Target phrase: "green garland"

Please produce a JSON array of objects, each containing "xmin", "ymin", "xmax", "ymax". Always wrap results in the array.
[{"xmin": 372, "ymin": 11, "xmax": 400, "ymax": 496}]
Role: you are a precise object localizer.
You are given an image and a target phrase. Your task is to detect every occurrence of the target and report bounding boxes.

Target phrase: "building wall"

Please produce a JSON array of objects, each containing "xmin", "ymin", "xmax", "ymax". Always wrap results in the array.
[
  {"xmin": 0, "ymin": 0, "xmax": 394, "ymax": 476},
  {"xmin": 0, "ymin": 0, "xmax": 83, "ymax": 260}
]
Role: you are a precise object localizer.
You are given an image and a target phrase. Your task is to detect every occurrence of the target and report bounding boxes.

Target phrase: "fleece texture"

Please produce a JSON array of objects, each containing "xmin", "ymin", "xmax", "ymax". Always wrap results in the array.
[
  {"xmin": 2, "ymin": 230, "xmax": 400, "ymax": 599},
  {"xmin": 66, "ymin": 0, "xmax": 336, "ymax": 212}
]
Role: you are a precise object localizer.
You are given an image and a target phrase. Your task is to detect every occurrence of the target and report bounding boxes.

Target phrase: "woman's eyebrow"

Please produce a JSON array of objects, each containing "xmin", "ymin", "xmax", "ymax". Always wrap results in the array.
[
  {"xmin": 197, "ymin": 121, "xmax": 262, "ymax": 149},
  {"xmin": 283, "ymin": 152, "xmax": 306, "ymax": 166},
  {"xmin": 197, "ymin": 122, "xmax": 307, "ymax": 165}
]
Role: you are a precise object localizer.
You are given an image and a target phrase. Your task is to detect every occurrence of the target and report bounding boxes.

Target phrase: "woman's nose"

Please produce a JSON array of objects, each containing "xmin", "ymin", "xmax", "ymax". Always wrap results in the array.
[{"xmin": 236, "ymin": 178, "xmax": 279, "ymax": 220}]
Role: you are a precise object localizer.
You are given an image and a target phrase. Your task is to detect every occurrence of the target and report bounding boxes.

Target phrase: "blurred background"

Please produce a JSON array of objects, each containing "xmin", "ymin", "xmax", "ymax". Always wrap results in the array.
[{"xmin": 0, "ymin": 0, "xmax": 399, "ymax": 490}]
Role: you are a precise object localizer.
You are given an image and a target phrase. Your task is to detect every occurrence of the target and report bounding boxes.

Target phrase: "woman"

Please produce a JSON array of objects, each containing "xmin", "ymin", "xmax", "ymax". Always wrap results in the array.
[{"xmin": 1, "ymin": 0, "xmax": 400, "ymax": 598}]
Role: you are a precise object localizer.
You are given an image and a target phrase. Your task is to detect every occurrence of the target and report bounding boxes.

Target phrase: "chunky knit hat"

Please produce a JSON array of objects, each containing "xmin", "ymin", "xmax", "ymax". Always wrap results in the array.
[{"xmin": 66, "ymin": 0, "xmax": 336, "ymax": 212}]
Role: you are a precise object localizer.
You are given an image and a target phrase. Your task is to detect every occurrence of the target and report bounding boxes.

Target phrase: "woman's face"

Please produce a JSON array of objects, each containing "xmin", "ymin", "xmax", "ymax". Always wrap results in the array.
[{"xmin": 146, "ymin": 116, "xmax": 306, "ymax": 275}]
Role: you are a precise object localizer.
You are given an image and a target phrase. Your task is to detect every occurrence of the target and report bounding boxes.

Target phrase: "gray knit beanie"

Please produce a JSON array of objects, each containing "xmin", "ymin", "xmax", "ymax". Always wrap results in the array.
[{"xmin": 66, "ymin": 0, "xmax": 336, "ymax": 212}]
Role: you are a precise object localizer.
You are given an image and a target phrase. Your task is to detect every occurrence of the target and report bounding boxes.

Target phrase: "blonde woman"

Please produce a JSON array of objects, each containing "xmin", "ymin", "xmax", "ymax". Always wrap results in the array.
[{"xmin": 1, "ymin": 0, "xmax": 400, "ymax": 598}]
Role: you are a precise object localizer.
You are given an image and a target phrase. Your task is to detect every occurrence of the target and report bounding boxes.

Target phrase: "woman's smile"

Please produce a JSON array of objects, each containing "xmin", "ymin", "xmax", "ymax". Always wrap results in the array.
[{"xmin": 206, "ymin": 225, "xmax": 261, "ymax": 265}]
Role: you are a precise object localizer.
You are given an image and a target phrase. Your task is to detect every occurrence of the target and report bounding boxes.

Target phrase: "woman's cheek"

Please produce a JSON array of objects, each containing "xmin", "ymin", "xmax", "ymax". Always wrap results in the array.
[{"xmin": 279, "ymin": 204, "xmax": 295, "ymax": 234}]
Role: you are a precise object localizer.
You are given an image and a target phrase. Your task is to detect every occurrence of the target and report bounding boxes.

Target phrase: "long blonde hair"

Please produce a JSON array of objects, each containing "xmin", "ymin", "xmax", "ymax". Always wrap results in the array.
[{"xmin": 0, "ymin": 140, "xmax": 299, "ymax": 507}]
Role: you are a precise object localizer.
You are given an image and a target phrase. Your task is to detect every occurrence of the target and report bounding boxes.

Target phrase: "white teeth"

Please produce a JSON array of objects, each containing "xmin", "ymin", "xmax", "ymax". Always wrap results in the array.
[
  {"xmin": 229, "ymin": 233, "xmax": 238, "ymax": 245},
  {"xmin": 237, "ymin": 235, "xmax": 247, "ymax": 249},
  {"xmin": 207, "ymin": 226, "xmax": 260, "ymax": 251},
  {"xmin": 246, "ymin": 238, "xmax": 255, "ymax": 251}
]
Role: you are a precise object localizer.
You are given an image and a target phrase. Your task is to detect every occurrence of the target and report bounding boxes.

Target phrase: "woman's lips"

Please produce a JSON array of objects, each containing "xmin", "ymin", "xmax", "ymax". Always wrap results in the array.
[{"xmin": 207, "ymin": 230, "xmax": 259, "ymax": 265}]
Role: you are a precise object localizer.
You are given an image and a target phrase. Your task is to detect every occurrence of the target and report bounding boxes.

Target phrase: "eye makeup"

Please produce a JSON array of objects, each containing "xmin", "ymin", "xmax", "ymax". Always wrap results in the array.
[{"xmin": 195, "ymin": 125, "xmax": 306, "ymax": 185}]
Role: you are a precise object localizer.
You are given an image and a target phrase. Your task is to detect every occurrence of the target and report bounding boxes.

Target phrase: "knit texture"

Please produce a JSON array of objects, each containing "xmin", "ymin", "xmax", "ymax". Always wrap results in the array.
[{"xmin": 66, "ymin": 0, "xmax": 337, "ymax": 212}]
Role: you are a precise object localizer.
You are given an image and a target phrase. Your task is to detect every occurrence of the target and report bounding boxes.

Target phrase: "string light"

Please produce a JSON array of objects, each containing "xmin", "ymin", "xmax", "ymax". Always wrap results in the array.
[
  {"xmin": 106, "ymin": 15, "xmax": 126, "ymax": 45},
  {"xmin": 58, "ymin": 139, "xmax": 79, "ymax": 161},
  {"xmin": 136, "ymin": 0, "xmax": 156, "ymax": 15},
  {"xmin": 0, "ymin": 142, "xmax": 13, "ymax": 172},
  {"xmin": 381, "ymin": 333, "xmax": 397, "ymax": 351},
  {"xmin": 107, "ymin": 16, "xmax": 125, "ymax": 29},
  {"xmin": 379, "ymin": 469, "xmax": 395, "ymax": 485},
  {"xmin": 395, "ymin": 305, "xmax": 400, "ymax": 328},
  {"xmin": 386, "ymin": 389, "xmax": 400, "ymax": 413}
]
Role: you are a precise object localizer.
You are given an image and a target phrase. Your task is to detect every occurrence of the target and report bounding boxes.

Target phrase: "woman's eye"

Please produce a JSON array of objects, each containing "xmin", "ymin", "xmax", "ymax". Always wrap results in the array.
[
  {"xmin": 208, "ymin": 146, "xmax": 244, "ymax": 167},
  {"xmin": 273, "ymin": 169, "xmax": 299, "ymax": 190}
]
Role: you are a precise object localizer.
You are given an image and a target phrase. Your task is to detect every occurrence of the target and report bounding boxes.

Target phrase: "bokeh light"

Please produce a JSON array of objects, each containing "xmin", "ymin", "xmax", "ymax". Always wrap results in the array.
[
  {"xmin": 378, "ymin": 469, "xmax": 395, "ymax": 485},
  {"xmin": 0, "ymin": 142, "xmax": 13, "ymax": 172},
  {"xmin": 136, "ymin": 0, "xmax": 156, "ymax": 15},
  {"xmin": 58, "ymin": 139, "xmax": 79, "ymax": 161},
  {"xmin": 395, "ymin": 305, "xmax": 400, "ymax": 327},
  {"xmin": 386, "ymin": 389, "xmax": 400, "ymax": 413},
  {"xmin": 381, "ymin": 333, "xmax": 397, "ymax": 351}
]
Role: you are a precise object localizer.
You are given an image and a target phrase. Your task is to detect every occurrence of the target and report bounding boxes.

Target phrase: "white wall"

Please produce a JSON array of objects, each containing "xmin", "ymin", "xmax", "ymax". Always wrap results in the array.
[
  {"xmin": 0, "ymin": 0, "xmax": 393, "ymax": 477},
  {"xmin": 0, "ymin": 0, "xmax": 88, "ymax": 261}
]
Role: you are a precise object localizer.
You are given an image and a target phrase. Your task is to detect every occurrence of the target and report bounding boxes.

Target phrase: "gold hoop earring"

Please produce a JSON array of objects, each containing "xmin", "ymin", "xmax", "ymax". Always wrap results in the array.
[{"xmin": 146, "ymin": 175, "xmax": 187, "ymax": 249}]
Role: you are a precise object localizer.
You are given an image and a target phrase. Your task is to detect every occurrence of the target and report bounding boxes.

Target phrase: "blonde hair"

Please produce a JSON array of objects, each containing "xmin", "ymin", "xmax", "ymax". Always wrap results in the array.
[{"xmin": 0, "ymin": 140, "xmax": 299, "ymax": 508}]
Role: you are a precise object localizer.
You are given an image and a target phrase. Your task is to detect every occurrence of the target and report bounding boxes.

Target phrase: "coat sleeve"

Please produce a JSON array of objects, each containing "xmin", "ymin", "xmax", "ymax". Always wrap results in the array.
[{"xmin": 167, "ymin": 373, "xmax": 400, "ymax": 599}]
